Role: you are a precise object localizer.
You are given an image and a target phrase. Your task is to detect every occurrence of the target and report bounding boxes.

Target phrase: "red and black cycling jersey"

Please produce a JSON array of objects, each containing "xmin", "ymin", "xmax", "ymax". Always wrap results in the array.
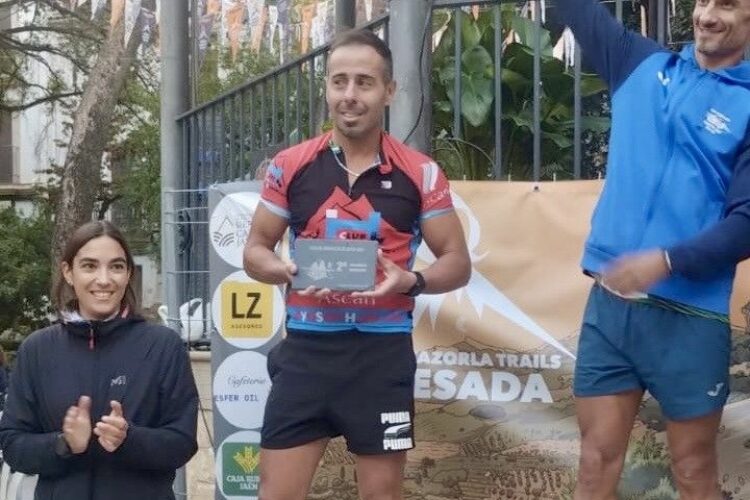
[{"xmin": 260, "ymin": 131, "xmax": 454, "ymax": 334}]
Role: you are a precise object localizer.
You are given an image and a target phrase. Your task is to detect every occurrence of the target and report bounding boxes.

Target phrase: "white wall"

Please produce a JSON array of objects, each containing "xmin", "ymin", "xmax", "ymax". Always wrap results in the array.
[
  {"xmin": 10, "ymin": 5, "xmax": 73, "ymax": 187},
  {"xmin": 133, "ymin": 255, "xmax": 162, "ymax": 309}
]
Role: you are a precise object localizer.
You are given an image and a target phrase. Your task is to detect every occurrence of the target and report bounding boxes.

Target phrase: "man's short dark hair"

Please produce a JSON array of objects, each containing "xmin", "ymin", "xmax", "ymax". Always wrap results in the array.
[{"xmin": 329, "ymin": 29, "xmax": 393, "ymax": 82}]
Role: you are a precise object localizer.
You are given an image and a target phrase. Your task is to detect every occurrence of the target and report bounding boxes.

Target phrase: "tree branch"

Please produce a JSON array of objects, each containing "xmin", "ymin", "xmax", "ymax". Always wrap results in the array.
[
  {"xmin": 0, "ymin": 90, "xmax": 80, "ymax": 111},
  {"xmin": 3, "ymin": 24, "xmax": 103, "ymax": 43}
]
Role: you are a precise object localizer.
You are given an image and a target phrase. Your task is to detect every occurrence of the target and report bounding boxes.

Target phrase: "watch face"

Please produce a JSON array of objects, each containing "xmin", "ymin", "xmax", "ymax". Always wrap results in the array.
[{"xmin": 408, "ymin": 272, "xmax": 426, "ymax": 297}]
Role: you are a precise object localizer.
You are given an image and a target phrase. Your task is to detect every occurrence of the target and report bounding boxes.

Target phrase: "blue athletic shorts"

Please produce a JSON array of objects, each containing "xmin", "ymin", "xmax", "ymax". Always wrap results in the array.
[{"xmin": 573, "ymin": 283, "xmax": 730, "ymax": 421}]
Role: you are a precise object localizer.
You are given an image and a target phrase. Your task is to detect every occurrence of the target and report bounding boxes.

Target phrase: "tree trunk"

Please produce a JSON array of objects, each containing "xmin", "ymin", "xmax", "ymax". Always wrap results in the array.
[{"xmin": 51, "ymin": 9, "xmax": 142, "ymax": 264}]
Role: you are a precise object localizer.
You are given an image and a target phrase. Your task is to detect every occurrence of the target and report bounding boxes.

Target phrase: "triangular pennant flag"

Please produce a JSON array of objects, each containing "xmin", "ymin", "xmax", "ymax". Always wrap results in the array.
[
  {"xmin": 300, "ymin": 3, "xmax": 316, "ymax": 54},
  {"xmin": 124, "ymin": 0, "xmax": 142, "ymax": 45},
  {"xmin": 324, "ymin": 0, "xmax": 335, "ymax": 43},
  {"xmin": 207, "ymin": 0, "xmax": 221, "ymax": 15},
  {"xmin": 91, "ymin": 0, "xmax": 104, "ymax": 19},
  {"xmin": 267, "ymin": 5, "xmax": 278, "ymax": 54},
  {"xmin": 140, "ymin": 9, "xmax": 158, "ymax": 48},
  {"xmin": 245, "ymin": 0, "xmax": 264, "ymax": 29},
  {"xmin": 198, "ymin": 13, "xmax": 215, "ymax": 67},
  {"xmin": 227, "ymin": 1, "xmax": 245, "ymax": 61},
  {"xmin": 250, "ymin": 5, "xmax": 267, "ymax": 52},
  {"xmin": 277, "ymin": 0, "xmax": 289, "ymax": 27},
  {"xmin": 220, "ymin": 0, "xmax": 232, "ymax": 46},
  {"xmin": 111, "ymin": 0, "xmax": 125, "ymax": 27}
]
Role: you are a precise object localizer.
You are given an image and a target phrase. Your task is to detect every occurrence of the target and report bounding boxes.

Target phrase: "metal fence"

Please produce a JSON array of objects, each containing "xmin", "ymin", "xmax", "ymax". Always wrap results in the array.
[{"xmin": 170, "ymin": 0, "xmax": 677, "ymax": 343}]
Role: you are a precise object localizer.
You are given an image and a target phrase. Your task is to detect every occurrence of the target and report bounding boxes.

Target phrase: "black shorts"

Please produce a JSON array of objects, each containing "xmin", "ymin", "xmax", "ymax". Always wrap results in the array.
[{"xmin": 261, "ymin": 330, "xmax": 416, "ymax": 455}]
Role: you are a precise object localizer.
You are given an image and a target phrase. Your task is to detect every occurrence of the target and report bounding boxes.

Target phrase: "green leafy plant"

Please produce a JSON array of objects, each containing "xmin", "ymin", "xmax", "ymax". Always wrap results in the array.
[
  {"xmin": 432, "ymin": 7, "xmax": 610, "ymax": 180},
  {"xmin": 0, "ymin": 204, "xmax": 53, "ymax": 335}
]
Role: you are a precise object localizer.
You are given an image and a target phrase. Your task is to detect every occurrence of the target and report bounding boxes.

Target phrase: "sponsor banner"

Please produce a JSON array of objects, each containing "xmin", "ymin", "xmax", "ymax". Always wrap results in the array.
[
  {"xmin": 211, "ymin": 270, "xmax": 284, "ymax": 349},
  {"xmin": 209, "ymin": 181, "xmax": 281, "ymax": 496},
  {"xmin": 210, "ymin": 191, "xmax": 262, "ymax": 268},
  {"xmin": 213, "ymin": 350, "xmax": 271, "ymax": 430},
  {"xmin": 309, "ymin": 180, "xmax": 750, "ymax": 500},
  {"xmin": 216, "ymin": 431, "xmax": 262, "ymax": 499}
]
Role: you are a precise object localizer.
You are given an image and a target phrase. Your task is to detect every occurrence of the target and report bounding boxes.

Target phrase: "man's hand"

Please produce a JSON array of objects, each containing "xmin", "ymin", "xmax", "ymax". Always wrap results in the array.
[
  {"xmin": 94, "ymin": 400, "xmax": 129, "ymax": 453},
  {"xmin": 351, "ymin": 250, "xmax": 416, "ymax": 298},
  {"xmin": 62, "ymin": 395, "xmax": 92, "ymax": 454},
  {"xmin": 600, "ymin": 249, "xmax": 670, "ymax": 295}
]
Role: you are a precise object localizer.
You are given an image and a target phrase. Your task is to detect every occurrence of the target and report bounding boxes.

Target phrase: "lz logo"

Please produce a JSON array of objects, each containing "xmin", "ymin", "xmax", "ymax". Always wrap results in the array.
[
  {"xmin": 232, "ymin": 292, "xmax": 261, "ymax": 319},
  {"xmin": 221, "ymin": 281, "xmax": 273, "ymax": 338}
]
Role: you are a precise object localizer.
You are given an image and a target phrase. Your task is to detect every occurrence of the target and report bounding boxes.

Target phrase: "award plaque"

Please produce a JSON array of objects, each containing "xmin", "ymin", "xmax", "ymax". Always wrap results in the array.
[{"xmin": 291, "ymin": 239, "xmax": 378, "ymax": 291}]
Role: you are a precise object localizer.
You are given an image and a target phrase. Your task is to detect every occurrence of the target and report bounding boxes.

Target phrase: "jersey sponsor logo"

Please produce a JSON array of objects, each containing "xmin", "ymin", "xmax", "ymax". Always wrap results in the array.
[
  {"xmin": 110, "ymin": 375, "xmax": 127, "ymax": 386},
  {"xmin": 704, "ymin": 108, "xmax": 731, "ymax": 135}
]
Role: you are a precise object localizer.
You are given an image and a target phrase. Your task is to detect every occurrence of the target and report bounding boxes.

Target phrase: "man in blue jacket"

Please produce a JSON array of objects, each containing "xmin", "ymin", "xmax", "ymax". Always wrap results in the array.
[{"xmin": 555, "ymin": 0, "xmax": 750, "ymax": 498}]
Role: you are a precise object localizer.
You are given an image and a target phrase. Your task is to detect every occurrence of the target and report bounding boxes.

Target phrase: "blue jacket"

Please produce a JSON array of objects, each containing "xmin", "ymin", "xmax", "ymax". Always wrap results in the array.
[{"xmin": 556, "ymin": 0, "xmax": 750, "ymax": 314}]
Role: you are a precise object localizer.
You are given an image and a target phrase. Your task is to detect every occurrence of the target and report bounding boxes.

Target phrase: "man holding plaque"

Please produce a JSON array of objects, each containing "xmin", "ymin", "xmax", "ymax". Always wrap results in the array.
[
  {"xmin": 553, "ymin": 0, "xmax": 750, "ymax": 497},
  {"xmin": 243, "ymin": 29, "xmax": 471, "ymax": 500}
]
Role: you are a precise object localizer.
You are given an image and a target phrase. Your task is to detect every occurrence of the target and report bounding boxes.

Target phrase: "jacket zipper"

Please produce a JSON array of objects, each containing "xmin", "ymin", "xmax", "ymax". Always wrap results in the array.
[{"xmin": 641, "ymin": 71, "xmax": 707, "ymax": 239}]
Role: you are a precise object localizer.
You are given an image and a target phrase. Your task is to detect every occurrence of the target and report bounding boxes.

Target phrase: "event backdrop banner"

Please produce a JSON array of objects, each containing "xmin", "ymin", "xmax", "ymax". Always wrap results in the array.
[{"xmin": 306, "ymin": 180, "xmax": 750, "ymax": 500}]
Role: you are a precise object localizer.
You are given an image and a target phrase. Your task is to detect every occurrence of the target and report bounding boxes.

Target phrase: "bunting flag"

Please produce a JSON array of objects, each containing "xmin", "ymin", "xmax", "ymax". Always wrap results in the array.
[
  {"xmin": 310, "ymin": 1, "xmax": 326, "ymax": 49},
  {"xmin": 245, "ymin": 0, "xmax": 264, "ymax": 29},
  {"xmin": 111, "ymin": 0, "xmax": 125, "ymax": 27},
  {"xmin": 323, "ymin": 0, "xmax": 335, "ymax": 43},
  {"xmin": 277, "ymin": 0, "xmax": 289, "ymax": 27},
  {"xmin": 220, "ymin": 0, "xmax": 232, "ymax": 46},
  {"xmin": 277, "ymin": 0, "xmax": 289, "ymax": 60},
  {"xmin": 520, "ymin": 0, "xmax": 546, "ymax": 24},
  {"xmin": 207, "ymin": 0, "xmax": 221, "ymax": 15},
  {"xmin": 140, "ymin": 8, "xmax": 158, "ymax": 48},
  {"xmin": 124, "ymin": 0, "xmax": 142, "ymax": 44},
  {"xmin": 91, "ymin": 0, "xmax": 105, "ymax": 19},
  {"xmin": 227, "ymin": 1, "xmax": 245, "ymax": 61},
  {"xmin": 300, "ymin": 3, "xmax": 316, "ymax": 54},
  {"xmin": 552, "ymin": 27, "xmax": 575, "ymax": 68},
  {"xmin": 250, "ymin": 5, "xmax": 267, "ymax": 52},
  {"xmin": 198, "ymin": 13, "xmax": 216, "ymax": 66},
  {"xmin": 267, "ymin": 5, "xmax": 278, "ymax": 54},
  {"xmin": 311, "ymin": 0, "xmax": 333, "ymax": 70}
]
